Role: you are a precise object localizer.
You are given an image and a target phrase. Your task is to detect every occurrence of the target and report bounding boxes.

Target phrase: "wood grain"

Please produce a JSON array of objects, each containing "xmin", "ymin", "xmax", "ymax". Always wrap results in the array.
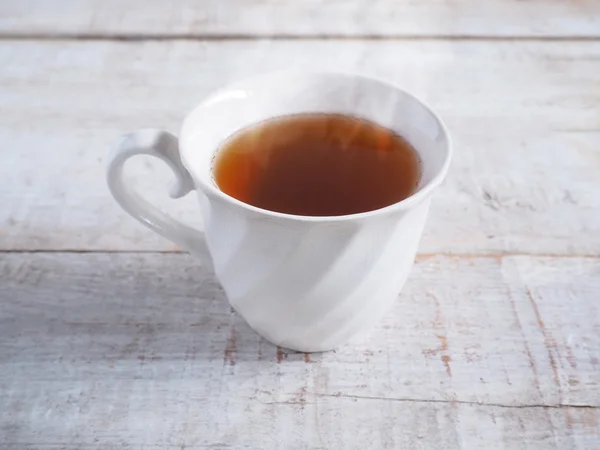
[
  {"xmin": 1, "ymin": 0, "xmax": 598, "ymax": 447},
  {"xmin": 1, "ymin": 253, "xmax": 598, "ymax": 448},
  {"xmin": 1, "ymin": 0, "xmax": 599, "ymax": 38},
  {"xmin": 0, "ymin": 40, "xmax": 598, "ymax": 254}
]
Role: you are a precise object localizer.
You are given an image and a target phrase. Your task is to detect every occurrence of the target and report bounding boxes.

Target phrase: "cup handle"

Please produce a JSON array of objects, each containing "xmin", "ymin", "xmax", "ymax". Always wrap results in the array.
[{"xmin": 107, "ymin": 129, "xmax": 214, "ymax": 271}]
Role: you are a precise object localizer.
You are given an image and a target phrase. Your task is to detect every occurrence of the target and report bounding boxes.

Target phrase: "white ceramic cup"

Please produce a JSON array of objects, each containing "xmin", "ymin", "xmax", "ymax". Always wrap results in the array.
[{"xmin": 107, "ymin": 72, "xmax": 452, "ymax": 352}]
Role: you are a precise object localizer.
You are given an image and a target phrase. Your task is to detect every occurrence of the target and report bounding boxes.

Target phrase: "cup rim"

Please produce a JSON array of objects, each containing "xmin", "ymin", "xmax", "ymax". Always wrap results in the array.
[{"xmin": 181, "ymin": 71, "xmax": 452, "ymax": 222}]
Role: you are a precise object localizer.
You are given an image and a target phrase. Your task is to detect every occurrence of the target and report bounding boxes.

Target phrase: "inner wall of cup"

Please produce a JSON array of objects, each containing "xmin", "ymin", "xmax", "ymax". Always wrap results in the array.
[{"xmin": 181, "ymin": 73, "xmax": 448, "ymax": 193}]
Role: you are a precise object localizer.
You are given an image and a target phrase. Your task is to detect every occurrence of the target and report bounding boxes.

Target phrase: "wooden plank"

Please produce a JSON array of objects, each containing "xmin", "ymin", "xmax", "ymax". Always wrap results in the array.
[
  {"xmin": 0, "ymin": 40, "xmax": 599, "ymax": 254},
  {"xmin": 1, "ymin": 253, "xmax": 598, "ymax": 448},
  {"xmin": 0, "ymin": 0, "xmax": 599, "ymax": 38}
]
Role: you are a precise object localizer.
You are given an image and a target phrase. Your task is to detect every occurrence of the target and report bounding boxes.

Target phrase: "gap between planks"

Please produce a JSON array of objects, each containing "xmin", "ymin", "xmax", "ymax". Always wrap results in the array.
[
  {"xmin": 0, "ymin": 33, "xmax": 600, "ymax": 42},
  {"xmin": 0, "ymin": 250, "xmax": 598, "ymax": 259},
  {"xmin": 260, "ymin": 392, "xmax": 600, "ymax": 410}
]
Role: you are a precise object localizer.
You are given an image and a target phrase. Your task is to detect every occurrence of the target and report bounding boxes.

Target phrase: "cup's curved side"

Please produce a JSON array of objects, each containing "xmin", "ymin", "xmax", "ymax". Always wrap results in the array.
[{"xmin": 205, "ymin": 196, "xmax": 431, "ymax": 352}]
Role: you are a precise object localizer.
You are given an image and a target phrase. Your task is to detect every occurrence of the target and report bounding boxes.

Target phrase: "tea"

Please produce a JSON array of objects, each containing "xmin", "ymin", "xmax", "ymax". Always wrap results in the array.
[{"xmin": 213, "ymin": 114, "xmax": 421, "ymax": 216}]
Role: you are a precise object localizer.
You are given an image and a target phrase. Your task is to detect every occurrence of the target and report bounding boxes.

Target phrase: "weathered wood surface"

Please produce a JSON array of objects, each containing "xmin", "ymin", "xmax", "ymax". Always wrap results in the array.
[
  {"xmin": 1, "ymin": 253, "xmax": 599, "ymax": 448},
  {"xmin": 1, "ymin": 40, "xmax": 599, "ymax": 255},
  {"xmin": 1, "ymin": 0, "xmax": 600, "ymax": 38},
  {"xmin": 1, "ymin": 0, "xmax": 599, "ymax": 446}
]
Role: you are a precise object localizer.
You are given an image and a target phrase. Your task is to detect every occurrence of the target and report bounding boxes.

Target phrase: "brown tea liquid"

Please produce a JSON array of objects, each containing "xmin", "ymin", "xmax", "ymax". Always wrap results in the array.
[{"xmin": 213, "ymin": 114, "xmax": 421, "ymax": 216}]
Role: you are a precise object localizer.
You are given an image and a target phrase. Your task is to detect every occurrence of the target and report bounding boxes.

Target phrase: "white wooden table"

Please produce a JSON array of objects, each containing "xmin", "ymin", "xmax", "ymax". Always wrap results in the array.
[{"xmin": 1, "ymin": 1, "xmax": 599, "ymax": 448}]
